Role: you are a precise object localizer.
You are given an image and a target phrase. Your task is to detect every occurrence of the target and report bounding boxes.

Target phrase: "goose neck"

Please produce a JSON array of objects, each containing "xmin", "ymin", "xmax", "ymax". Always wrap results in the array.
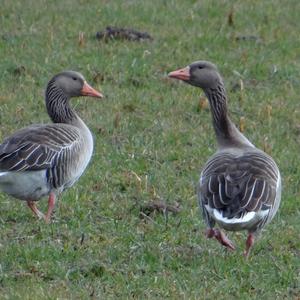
[
  {"xmin": 204, "ymin": 84, "xmax": 253, "ymax": 148},
  {"xmin": 45, "ymin": 80, "xmax": 77, "ymax": 124}
]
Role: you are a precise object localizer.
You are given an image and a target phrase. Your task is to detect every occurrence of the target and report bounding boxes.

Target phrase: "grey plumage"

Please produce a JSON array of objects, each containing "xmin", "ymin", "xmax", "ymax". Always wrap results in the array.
[
  {"xmin": 0, "ymin": 71, "xmax": 103, "ymax": 222},
  {"xmin": 169, "ymin": 61, "xmax": 281, "ymax": 256},
  {"xmin": 199, "ymin": 150, "xmax": 280, "ymax": 231}
]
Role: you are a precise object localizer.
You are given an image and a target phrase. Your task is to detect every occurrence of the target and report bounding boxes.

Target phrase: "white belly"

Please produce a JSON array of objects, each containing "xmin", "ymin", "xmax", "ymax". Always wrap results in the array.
[{"xmin": 0, "ymin": 170, "xmax": 49, "ymax": 201}]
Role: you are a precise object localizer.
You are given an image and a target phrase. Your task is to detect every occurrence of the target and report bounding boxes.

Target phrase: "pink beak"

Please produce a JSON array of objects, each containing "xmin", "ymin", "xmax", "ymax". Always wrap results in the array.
[
  {"xmin": 168, "ymin": 66, "xmax": 190, "ymax": 81},
  {"xmin": 81, "ymin": 81, "xmax": 103, "ymax": 98}
]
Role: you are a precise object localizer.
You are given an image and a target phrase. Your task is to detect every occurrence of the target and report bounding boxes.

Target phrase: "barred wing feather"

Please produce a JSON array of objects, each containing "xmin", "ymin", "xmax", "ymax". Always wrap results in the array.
[
  {"xmin": 0, "ymin": 124, "xmax": 80, "ymax": 173},
  {"xmin": 199, "ymin": 151, "xmax": 279, "ymax": 223}
]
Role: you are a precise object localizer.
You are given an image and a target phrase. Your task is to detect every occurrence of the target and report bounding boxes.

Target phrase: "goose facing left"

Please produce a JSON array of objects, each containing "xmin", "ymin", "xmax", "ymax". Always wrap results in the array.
[
  {"xmin": 0, "ymin": 71, "xmax": 103, "ymax": 223},
  {"xmin": 168, "ymin": 61, "xmax": 281, "ymax": 257}
]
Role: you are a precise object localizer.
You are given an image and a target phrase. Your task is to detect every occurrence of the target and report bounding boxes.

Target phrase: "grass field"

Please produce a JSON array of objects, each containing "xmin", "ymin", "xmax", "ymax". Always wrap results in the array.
[{"xmin": 0, "ymin": 0, "xmax": 299, "ymax": 298}]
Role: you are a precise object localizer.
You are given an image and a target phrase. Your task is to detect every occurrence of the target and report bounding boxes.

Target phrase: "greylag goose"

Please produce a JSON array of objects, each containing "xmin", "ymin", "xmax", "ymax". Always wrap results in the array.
[
  {"xmin": 168, "ymin": 61, "xmax": 281, "ymax": 257},
  {"xmin": 0, "ymin": 71, "xmax": 103, "ymax": 223}
]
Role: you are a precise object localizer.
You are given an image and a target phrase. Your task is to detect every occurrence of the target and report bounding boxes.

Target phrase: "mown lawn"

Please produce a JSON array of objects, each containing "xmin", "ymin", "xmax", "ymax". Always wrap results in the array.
[{"xmin": 0, "ymin": 0, "xmax": 299, "ymax": 298}]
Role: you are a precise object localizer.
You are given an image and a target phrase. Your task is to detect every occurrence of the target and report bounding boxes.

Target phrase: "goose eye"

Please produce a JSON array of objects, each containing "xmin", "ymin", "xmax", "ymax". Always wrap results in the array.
[
  {"xmin": 72, "ymin": 77, "xmax": 77, "ymax": 81},
  {"xmin": 198, "ymin": 66, "xmax": 203, "ymax": 69}
]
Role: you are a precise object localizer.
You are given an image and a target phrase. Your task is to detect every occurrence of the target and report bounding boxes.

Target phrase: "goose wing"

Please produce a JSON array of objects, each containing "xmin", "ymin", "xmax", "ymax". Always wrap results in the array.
[
  {"xmin": 198, "ymin": 150, "xmax": 280, "ymax": 227},
  {"xmin": 0, "ymin": 124, "xmax": 81, "ymax": 173}
]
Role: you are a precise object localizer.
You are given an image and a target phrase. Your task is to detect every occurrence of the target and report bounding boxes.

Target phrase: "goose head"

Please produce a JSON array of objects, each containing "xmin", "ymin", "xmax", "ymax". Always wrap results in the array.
[
  {"xmin": 51, "ymin": 71, "xmax": 103, "ymax": 99},
  {"xmin": 168, "ymin": 61, "xmax": 223, "ymax": 90}
]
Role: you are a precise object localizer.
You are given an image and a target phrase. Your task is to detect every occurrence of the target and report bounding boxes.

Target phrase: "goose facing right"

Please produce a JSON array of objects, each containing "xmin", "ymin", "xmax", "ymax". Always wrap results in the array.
[
  {"xmin": 0, "ymin": 71, "xmax": 103, "ymax": 223},
  {"xmin": 168, "ymin": 61, "xmax": 281, "ymax": 257}
]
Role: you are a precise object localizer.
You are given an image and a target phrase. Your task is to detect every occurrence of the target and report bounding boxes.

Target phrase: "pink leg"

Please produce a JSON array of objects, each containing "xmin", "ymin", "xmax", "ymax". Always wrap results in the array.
[
  {"xmin": 44, "ymin": 192, "xmax": 56, "ymax": 224},
  {"xmin": 244, "ymin": 233, "xmax": 255, "ymax": 258},
  {"xmin": 205, "ymin": 228, "xmax": 236, "ymax": 251},
  {"xmin": 27, "ymin": 201, "xmax": 45, "ymax": 219}
]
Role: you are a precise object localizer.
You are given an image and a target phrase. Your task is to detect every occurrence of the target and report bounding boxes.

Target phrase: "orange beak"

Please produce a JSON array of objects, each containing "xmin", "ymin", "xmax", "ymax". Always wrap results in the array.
[
  {"xmin": 81, "ymin": 81, "xmax": 103, "ymax": 98},
  {"xmin": 168, "ymin": 66, "xmax": 190, "ymax": 81}
]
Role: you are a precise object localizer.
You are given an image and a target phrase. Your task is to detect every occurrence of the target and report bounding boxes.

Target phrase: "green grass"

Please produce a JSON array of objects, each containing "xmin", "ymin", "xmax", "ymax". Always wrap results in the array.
[{"xmin": 0, "ymin": 0, "xmax": 299, "ymax": 298}]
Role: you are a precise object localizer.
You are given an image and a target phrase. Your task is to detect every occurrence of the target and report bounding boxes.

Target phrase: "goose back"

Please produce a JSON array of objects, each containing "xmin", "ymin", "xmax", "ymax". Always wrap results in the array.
[{"xmin": 198, "ymin": 148, "xmax": 281, "ymax": 232}]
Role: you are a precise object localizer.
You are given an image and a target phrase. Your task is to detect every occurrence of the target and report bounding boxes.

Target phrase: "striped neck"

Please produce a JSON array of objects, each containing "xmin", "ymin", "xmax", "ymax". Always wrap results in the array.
[
  {"xmin": 45, "ymin": 79, "xmax": 77, "ymax": 124},
  {"xmin": 204, "ymin": 82, "xmax": 252, "ymax": 148}
]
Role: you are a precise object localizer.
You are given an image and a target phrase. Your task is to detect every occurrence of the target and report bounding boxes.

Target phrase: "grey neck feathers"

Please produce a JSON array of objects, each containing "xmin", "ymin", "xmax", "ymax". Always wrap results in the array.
[
  {"xmin": 45, "ymin": 79, "xmax": 77, "ymax": 124},
  {"xmin": 204, "ymin": 82, "xmax": 253, "ymax": 148}
]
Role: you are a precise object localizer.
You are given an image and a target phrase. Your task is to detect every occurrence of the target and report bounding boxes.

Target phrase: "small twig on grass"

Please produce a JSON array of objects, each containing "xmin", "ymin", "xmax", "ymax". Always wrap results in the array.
[
  {"xmin": 80, "ymin": 233, "xmax": 85, "ymax": 245},
  {"xmin": 140, "ymin": 200, "xmax": 181, "ymax": 216},
  {"xmin": 139, "ymin": 212, "xmax": 159, "ymax": 225},
  {"xmin": 235, "ymin": 35, "xmax": 262, "ymax": 43},
  {"xmin": 96, "ymin": 26, "xmax": 153, "ymax": 42}
]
